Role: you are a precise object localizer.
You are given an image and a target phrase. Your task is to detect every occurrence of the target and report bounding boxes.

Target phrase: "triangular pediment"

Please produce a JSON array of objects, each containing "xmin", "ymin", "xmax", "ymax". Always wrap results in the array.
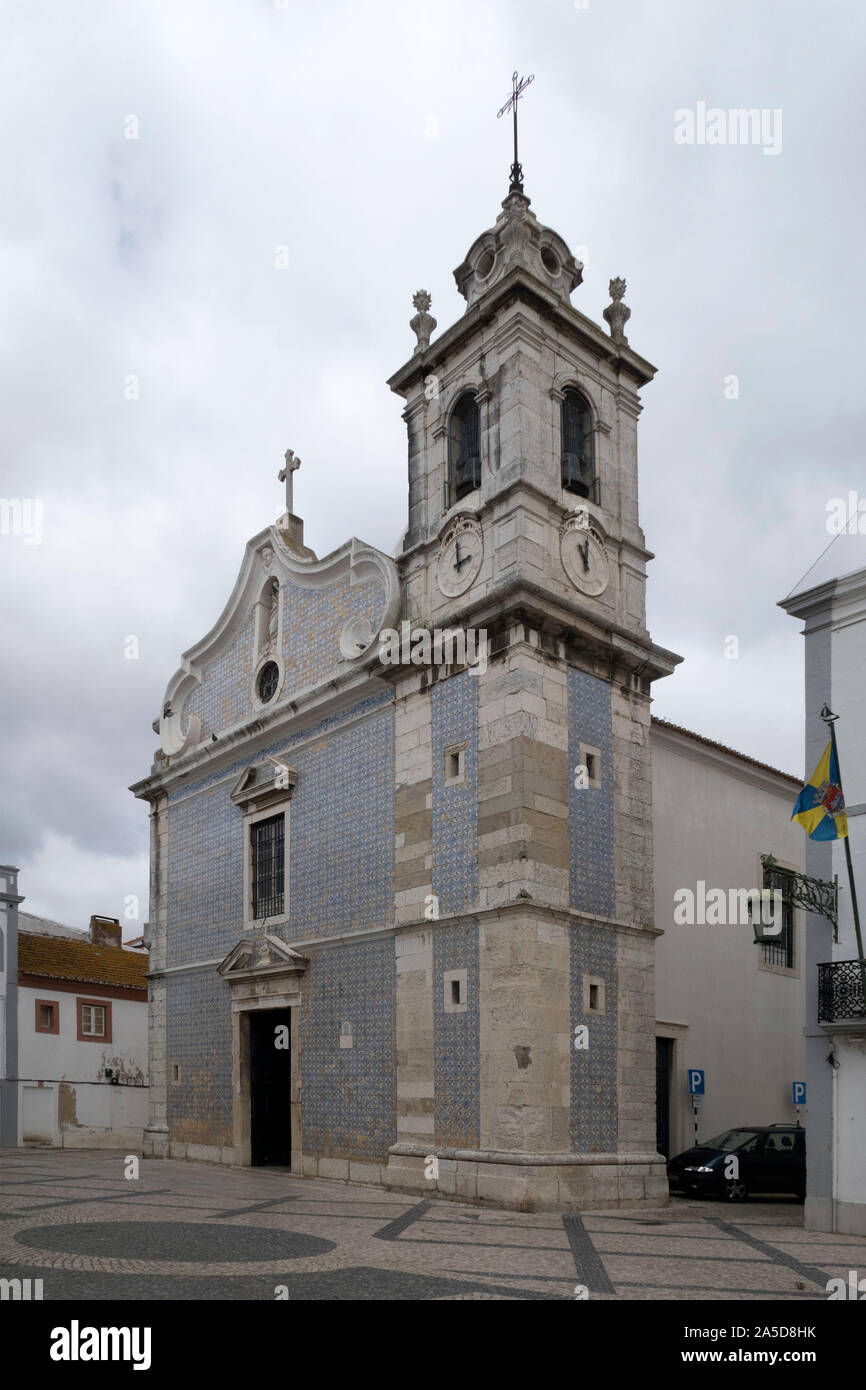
[
  {"xmin": 217, "ymin": 933, "xmax": 307, "ymax": 980},
  {"xmin": 230, "ymin": 760, "xmax": 297, "ymax": 809}
]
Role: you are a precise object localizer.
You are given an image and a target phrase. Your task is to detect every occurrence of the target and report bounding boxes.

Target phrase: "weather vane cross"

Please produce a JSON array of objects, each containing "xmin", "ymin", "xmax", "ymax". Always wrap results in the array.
[
  {"xmin": 278, "ymin": 448, "xmax": 301, "ymax": 514},
  {"xmin": 497, "ymin": 70, "xmax": 534, "ymax": 194}
]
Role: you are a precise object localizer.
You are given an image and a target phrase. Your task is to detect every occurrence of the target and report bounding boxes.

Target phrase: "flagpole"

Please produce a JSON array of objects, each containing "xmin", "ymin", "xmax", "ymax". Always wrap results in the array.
[{"xmin": 820, "ymin": 705, "xmax": 865, "ymax": 969}]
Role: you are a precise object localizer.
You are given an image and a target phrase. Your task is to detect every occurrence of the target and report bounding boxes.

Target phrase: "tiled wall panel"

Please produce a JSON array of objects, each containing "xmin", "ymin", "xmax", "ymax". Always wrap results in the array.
[
  {"xmin": 568, "ymin": 668, "xmax": 615, "ymax": 916},
  {"xmin": 166, "ymin": 697, "xmax": 394, "ymax": 968},
  {"xmin": 166, "ymin": 970, "xmax": 233, "ymax": 1147},
  {"xmin": 184, "ymin": 575, "xmax": 385, "ymax": 735},
  {"xmin": 569, "ymin": 924, "xmax": 618, "ymax": 1152},
  {"xmin": 301, "ymin": 938, "xmax": 395, "ymax": 1159},
  {"xmin": 432, "ymin": 672, "xmax": 479, "ymax": 916},
  {"xmin": 433, "ymin": 920, "xmax": 480, "ymax": 1147},
  {"xmin": 289, "ymin": 708, "xmax": 393, "ymax": 942}
]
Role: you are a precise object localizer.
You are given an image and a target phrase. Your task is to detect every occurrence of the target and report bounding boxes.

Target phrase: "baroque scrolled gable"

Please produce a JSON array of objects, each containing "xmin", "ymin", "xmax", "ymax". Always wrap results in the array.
[{"xmin": 155, "ymin": 529, "xmax": 400, "ymax": 766}]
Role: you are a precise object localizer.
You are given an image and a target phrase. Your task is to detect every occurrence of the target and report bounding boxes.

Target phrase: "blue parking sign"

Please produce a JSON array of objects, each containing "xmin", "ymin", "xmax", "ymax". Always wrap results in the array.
[
  {"xmin": 792, "ymin": 1081, "xmax": 806, "ymax": 1106},
  {"xmin": 688, "ymin": 1069, "xmax": 705, "ymax": 1096}
]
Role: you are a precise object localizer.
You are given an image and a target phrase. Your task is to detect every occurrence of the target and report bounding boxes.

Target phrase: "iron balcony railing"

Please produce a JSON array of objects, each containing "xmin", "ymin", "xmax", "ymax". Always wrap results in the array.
[{"xmin": 818, "ymin": 959, "xmax": 866, "ymax": 1024}]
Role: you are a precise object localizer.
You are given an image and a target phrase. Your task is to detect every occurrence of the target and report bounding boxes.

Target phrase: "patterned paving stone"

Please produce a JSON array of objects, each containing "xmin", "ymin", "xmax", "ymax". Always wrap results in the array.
[
  {"xmin": 0, "ymin": 1152, "xmax": 854, "ymax": 1302},
  {"xmin": 15, "ymin": 1220, "xmax": 335, "ymax": 1262}
]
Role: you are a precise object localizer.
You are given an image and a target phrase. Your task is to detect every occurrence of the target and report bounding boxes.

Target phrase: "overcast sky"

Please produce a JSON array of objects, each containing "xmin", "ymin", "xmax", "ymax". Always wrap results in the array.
[{"xmin": 2, "ymin": 0, "xmax": 864, "ymax": 931}]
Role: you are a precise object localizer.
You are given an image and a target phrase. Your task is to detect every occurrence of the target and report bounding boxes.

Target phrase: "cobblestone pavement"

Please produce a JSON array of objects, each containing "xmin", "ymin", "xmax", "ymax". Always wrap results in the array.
[{"xmin": 1, "ymin": 1150, "xmax": 863, "ymax": 1301}]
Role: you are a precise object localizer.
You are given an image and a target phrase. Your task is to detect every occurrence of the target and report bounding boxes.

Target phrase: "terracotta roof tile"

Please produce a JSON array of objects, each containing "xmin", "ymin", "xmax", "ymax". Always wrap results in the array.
[{"xmin": 18, "ymin": 933, "xmax": 149, "ymax": 991}]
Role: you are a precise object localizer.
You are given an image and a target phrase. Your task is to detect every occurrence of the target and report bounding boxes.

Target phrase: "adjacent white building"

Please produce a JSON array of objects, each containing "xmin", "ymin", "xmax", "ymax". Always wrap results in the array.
[
  {"xmin": 781, "ymin": 535, "xmax": 866, "ymax": 1235},
  {"xmin": 652, "ymin": 720, "xmax": 806, "ymax": 1157},
  {"xmin": 15, "ymin": 911, "xmax": 149, "ymax": 1149}
]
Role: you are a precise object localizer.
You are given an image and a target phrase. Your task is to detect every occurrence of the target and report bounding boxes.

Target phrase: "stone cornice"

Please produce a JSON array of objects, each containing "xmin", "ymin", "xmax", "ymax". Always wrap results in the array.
[
  {"xmin": 147, "ymin": 902, "xmax": 661, "ymax": 981},
  {"xmin": 778, "ymin": 576, "xmax": 837, "ymax": 622},
  {"xmin": 388, "ymin": 265, "xmax": 656, "ymax": 399},
  {"xmin": 435, "ymin": 575, "xmax": 681, "ymax": 682},
  {"xmin": 130, "ymin": 680, "xmax": 392, "ymax": 804},
  {"xmin": 780, "ymin": 561, "xmax": 866, "ymax": 622},
  {"xmin": 397, "ymin": 475, "xmax": 654, "ymax": 566}
]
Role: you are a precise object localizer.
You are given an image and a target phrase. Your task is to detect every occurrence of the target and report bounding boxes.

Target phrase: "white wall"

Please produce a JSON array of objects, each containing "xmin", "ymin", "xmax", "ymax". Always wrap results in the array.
[
  {"xmin": 652, "ymin": 727, "xmax": 806, "ymax": 1156},
  {"xmin": 18, "ymin": 986, "xmax": 148, "ymax": 1148},
  {"xmin": 829, "ymin": 576, "xmax": 866, "ymax": 1218}
]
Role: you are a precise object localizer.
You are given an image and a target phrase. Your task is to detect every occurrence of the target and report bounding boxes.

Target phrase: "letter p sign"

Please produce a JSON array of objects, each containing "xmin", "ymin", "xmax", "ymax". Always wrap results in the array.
[{"xmin": 792, "ymin": 1081, "xmax": 806, "ymax": 1106}]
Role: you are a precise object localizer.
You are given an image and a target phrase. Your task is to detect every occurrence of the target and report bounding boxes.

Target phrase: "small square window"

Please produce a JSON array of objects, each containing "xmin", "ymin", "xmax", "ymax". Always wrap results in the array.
[
  {"xmin": 77, "ymin": 998, "xmax": 112, "ymax": 1043},
  {"xmin": 35, "ymin": 999, "xmax": 59, "ymax": 1034},
  {"xmin": 444, "ymin": 743, "xmax": 467, "ymax": 786},
  {"xmin": 444, "ymin": 968, "xmax": 468, "ymax": 1013},
  {"xmin": 578, "ymin": 742, "xmax": 602, "ymax": 790},
  {"xmin": 583, "ymin": 974, "xmax": 606, "ymax": 1014},
  {"xmin": 82, "ymin": 1005, "xmax": 105, "ymax": 1036}
]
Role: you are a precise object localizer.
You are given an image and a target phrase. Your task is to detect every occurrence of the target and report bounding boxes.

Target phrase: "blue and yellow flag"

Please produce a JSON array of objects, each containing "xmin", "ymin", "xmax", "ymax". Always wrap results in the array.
[{"xmin": 792, "ymin": 740, "xmax": 848, "ymax": 840}]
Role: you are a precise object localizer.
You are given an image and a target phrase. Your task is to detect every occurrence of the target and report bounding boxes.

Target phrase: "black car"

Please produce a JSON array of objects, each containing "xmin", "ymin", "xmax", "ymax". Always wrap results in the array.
[{"xmin": 667, "ymin": 1125, "xmax": 805, "ymax": 1201}]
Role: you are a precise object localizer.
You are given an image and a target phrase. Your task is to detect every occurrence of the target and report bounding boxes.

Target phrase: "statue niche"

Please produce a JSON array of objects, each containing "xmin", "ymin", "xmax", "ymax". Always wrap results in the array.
[{"xmin": 255, "ymin": 576, "xmax": 281, "ymax": 657}]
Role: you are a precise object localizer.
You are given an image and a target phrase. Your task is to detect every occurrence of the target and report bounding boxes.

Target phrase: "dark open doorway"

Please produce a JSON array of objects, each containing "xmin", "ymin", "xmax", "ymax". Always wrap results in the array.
[
  {"xmin": 655, "ymin": 1036, "xmax": 673, "ymax": 1158},
  {"xmin": 250, "ymin": 1008, "xmax": 291, "ymax": 1167}
]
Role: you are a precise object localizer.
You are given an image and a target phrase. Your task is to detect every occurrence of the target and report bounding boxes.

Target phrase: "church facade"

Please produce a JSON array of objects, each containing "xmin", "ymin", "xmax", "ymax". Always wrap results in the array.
[{"xmin": 132, "ymin": 181, "xmax": 683, "ymax": 1210}]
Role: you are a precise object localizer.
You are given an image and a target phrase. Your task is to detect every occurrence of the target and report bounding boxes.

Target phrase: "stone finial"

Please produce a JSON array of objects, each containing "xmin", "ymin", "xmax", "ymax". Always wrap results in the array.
[
  {"xmin": 603, "ymin": 277, "xmax": 631, "ymax": 345},
  {"xmin": 410, "ymin": 290, "xmax": 437, "ymax": 354}
]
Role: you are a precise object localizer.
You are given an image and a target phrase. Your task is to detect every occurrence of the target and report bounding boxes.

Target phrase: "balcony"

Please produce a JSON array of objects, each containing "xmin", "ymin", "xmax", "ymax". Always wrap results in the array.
[{"xmin": 818, "ymin": 960, "xmax": 866, "ymax": 1032}]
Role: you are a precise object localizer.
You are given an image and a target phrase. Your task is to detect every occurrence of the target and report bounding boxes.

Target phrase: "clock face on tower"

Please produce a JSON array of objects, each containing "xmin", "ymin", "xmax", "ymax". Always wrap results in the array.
[
  {"xmin": 437, "ymin": 518, "xmax": 483, "ymax": 598},
  {"xmin": 560, "ymin": 514, "xmax": 610, "ymax": 597}
]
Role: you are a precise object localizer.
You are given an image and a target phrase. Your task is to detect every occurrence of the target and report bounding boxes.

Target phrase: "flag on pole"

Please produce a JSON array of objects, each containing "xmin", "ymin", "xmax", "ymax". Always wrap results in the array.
[{"xmin": 792, "ymin": 740, "xmax": 849, "ymax": 840}]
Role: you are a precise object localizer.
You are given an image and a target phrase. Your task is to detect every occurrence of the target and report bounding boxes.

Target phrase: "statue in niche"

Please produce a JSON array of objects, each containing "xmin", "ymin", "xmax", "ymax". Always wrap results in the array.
[{"xmin": 266, "ymin": 577, "xmax": 279, "ymax": 651}]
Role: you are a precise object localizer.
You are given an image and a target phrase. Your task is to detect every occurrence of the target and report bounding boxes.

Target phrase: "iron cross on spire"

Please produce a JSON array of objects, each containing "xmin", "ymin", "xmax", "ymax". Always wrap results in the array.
[
  {"xmin": 497, "ymin": 70, "xmax": 535, "ymax": 195},
  {"xmin": 278, "ymin": 448, "xmax": 301, "ymax": 514}
]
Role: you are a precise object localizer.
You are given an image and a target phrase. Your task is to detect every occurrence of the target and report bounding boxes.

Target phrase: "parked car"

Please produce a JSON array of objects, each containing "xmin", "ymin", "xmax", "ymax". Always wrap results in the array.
[{"xmin": 667, "ymin": 1124, "xmax": 805, "ymax": 1201}]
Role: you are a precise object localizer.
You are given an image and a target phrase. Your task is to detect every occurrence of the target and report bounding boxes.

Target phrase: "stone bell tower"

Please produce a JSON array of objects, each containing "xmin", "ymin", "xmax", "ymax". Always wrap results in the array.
[{"xmin": 382, "ymin": 144, "xmax": 681, "ymax": 1208}]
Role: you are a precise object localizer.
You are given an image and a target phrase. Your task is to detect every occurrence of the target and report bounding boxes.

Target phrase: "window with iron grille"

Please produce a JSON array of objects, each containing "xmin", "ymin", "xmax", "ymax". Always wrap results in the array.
[
  {"xmin": 761, "ymin": 865, "xmax": 795, "ymax": 969},
  {"xmin": 449, "ymin": 392, "xmax": 481, "ymax": 502},
  {"xmin": 561, "ymin": 388, "xmax": 595, "ymax": 497},
  {"xmin": 252, "ymin": 813, "xmax": 285, "ymax": 919}
]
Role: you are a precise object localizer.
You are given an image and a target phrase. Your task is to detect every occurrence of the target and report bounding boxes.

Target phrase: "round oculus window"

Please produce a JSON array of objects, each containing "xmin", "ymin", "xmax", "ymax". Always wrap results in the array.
[
  {"xmin": 540, "ymin": 246, "xmax": 560, "ymax": 275},
  {"xmin": 476, "ymin": 249, "xmax": 495, "ymax": 280},
  {"xmin": 257, "ymin": 661, "xmax": 280, "ymax": 703}
]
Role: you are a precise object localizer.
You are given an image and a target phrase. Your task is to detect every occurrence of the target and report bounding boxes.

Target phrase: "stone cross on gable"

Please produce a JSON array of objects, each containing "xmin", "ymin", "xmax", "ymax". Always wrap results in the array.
[{"xmin": 278, "ymin": 449, "xmax": 301, "ymax": 514}]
